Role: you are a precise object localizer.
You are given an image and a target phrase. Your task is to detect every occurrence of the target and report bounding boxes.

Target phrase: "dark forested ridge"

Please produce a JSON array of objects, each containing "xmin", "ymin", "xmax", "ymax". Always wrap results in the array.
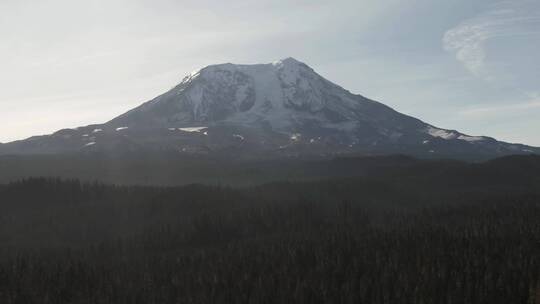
[
  {"xmin": 0, "ymin": 152, "xmax": 424, "ymax": 186},
  {"xmin": 1, "ymin": 152, "xmax": 540, "ymax": 186},
  {"xmin": 0, "ymin": 155, "xmax": 539, "ymax": 303}
]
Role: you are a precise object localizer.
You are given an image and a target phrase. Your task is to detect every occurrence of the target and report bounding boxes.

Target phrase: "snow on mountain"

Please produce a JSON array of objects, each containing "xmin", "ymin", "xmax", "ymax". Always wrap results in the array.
[
  {"xmin": 0, "ymin": 57, "xmax": 538, "ymax": 159},
  {"xmin": 108, "ymin": 57, "xmax": 394, "ymax": 131}
]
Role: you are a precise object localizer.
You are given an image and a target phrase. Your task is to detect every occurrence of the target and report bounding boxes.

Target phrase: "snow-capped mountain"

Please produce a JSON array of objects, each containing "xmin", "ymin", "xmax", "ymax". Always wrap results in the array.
[{"xmin": 1, "ymin": 58, "xmax": 538, "ymax": 159}]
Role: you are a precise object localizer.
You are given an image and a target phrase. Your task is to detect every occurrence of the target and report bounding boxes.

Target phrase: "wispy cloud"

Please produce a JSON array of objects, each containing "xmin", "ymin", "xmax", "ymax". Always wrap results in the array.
[
  {"xmin": 459, "ymin": 99, "xmax": 540, "ymax": 118},
  {"xmin": 443, "ymin": 1, "xmax": 540, "ymax": 79}
]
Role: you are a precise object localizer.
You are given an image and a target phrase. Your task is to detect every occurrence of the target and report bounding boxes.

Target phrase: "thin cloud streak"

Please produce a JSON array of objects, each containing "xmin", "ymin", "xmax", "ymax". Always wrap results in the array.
[{"xmin": 459, "ymin": 99, "xmax": 540, "ymax": 117}]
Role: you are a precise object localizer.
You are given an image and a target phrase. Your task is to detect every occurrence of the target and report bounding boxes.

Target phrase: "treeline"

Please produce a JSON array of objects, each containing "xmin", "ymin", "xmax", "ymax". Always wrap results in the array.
[
  {"xmin": 1, "ymin": 152, "xmax": 539, "ymax": 186},
  {"xmin": 0, "ymin": 156, "xmax": 539, "ymax": 303}
]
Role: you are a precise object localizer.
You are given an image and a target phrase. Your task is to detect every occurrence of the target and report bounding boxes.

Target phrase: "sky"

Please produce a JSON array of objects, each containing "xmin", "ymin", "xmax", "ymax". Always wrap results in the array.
[{"xmin": 1, "ymin": 0, "xmax": 539, "ymax": 145}]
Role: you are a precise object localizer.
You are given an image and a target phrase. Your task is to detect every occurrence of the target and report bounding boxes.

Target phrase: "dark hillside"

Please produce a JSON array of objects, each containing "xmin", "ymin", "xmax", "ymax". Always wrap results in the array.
[{"xmin": 0, "ymin": 155, "xmax": 539, "ymax": 303}]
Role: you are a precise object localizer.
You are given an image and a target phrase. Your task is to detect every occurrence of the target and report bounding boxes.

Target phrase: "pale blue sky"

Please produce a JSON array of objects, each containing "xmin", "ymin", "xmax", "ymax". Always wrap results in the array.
[{"xmin": 1, "ymin": 0, "xmax": 539, "ymax": 145}]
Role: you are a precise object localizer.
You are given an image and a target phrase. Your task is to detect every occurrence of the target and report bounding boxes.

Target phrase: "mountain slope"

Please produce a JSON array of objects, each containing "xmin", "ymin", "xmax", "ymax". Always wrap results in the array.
[{"xmin": 1, "ymin": 58, "xmax": 538, "ymax": 159}]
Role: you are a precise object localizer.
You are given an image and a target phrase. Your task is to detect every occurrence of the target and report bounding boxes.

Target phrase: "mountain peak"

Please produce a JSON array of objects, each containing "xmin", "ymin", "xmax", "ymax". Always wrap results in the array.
[
  {"xmin": 181, "ymin": 58, "xmax": 308, "ymax": 84},
  {"xmin": 2, "ymin": 57, "xmax": 537, "ymax": 159},
  {"xmin": 273, "ymin": 57, "xmax": 304, "ymax": 66},
  {"xmin": 199, "ymin": 57, "xmax": 308, "ymax": 71}
]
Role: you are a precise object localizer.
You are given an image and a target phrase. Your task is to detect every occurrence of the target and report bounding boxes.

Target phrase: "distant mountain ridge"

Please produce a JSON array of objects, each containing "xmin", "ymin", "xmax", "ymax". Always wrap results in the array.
[{"xmin": 1, "ymin": 57, "xmax": 538, "ymax": 159}]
